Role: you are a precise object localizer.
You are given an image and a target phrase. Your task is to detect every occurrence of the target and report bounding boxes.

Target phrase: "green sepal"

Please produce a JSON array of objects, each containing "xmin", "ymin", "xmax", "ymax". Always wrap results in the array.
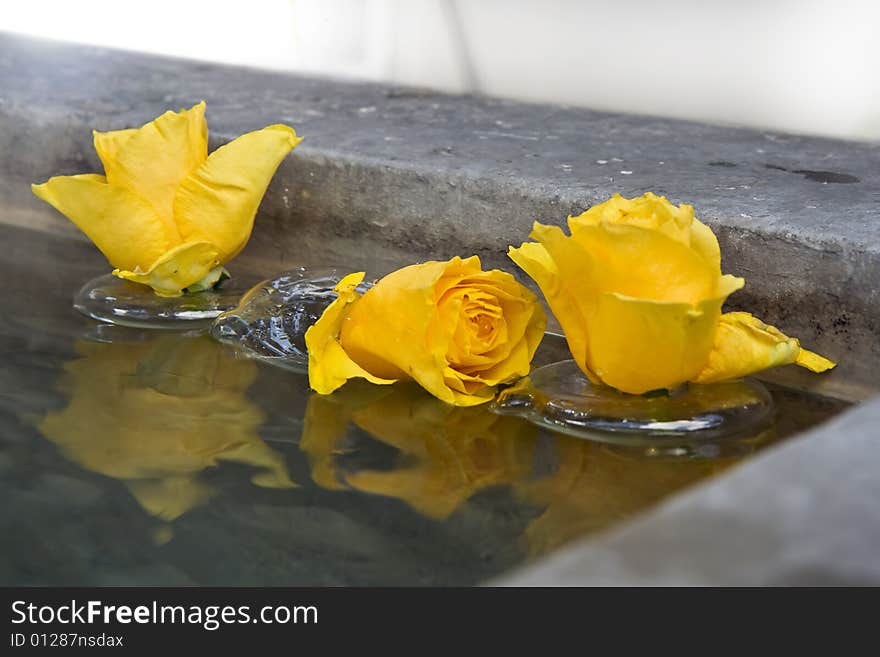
[{"xmin": 184, "ymin": 266, "xmax": 230, "ymax": 294}]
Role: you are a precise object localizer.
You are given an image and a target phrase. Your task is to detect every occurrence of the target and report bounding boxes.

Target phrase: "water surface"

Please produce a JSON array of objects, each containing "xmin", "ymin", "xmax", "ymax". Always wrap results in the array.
[{"xmin": 0, "ymin": 224, "xmax": 849, "ymax": 585}]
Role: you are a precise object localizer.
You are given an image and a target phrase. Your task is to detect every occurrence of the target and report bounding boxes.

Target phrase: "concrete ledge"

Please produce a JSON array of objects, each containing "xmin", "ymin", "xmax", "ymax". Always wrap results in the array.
[{"xmin": 1, "ymin": 32, "xmax": 878, "ymax": 399}]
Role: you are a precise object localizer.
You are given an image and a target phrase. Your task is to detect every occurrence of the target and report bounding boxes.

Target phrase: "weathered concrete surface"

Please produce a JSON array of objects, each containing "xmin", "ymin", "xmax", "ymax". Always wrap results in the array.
[
  {"xmin": 1, "ymin": 32, "xmax": 878, "ymax": 400},
  {"xmin": 497, "ymin": 397, "xmax": 880, "ymax": 586}
]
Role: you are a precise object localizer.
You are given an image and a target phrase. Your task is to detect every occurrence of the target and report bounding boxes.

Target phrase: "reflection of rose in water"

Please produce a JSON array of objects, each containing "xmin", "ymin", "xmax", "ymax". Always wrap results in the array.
[
  {"xmin": 300, "ymin": 382, "xmax": 538, "ymax": 520},
  {"xmin": 301, "ymin": 380, "xmax": 774, "ymax": 555},
  {"xmin": 38, "ymin": 334, "xmax": 295, "ymax": 529},
  {"xmin": 513, "ymin": 429, "xmax": 774, "ymax": 557}
]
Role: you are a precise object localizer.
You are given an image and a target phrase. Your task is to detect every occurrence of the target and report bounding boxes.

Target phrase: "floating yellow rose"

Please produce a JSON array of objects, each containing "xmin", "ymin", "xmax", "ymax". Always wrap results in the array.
[
  {"xmin": 32, "ymin": 101, "xmax": 302, "ymax": 296},
  {"xmin": 305, "ymin": 256, "xmax": 547, "ymax": 406},
  {"xmin": 37, "ymin": 334, "xmax": 295, "ymax": 521},
  {"xmin": 509, "ymin": 193, "xmax": 835, "ymax": 394}
]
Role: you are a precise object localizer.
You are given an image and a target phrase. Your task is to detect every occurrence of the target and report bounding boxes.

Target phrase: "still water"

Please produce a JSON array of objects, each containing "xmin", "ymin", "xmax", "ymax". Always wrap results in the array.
[{"xmin": 0, "ymin": 224, "xmax": 848, "ymax": 585}]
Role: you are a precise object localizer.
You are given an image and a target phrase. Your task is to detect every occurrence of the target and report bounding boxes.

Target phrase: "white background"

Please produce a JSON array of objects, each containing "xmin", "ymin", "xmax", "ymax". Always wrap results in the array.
[{"xmin": 3, "ymin": 0, "xmax": 878, "ymax": 140}]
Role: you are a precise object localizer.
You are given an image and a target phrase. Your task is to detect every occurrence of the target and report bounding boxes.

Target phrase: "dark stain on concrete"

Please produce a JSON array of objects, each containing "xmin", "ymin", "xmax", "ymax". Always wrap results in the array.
[
  {"xmin": 793, "ymin": 169, "xmax": 860, "ymax": 184},
  {"xmin": 764, "ymin": 163, "xmax": 860, "ymax": 184}
]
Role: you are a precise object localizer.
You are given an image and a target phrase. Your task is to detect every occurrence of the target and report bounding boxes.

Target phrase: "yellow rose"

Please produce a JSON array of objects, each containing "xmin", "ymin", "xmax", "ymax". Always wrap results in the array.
[
  {"xmin": 305, "ymin": 256, "xmax": 547, "ymax": 406},
  {"xmin": 32, "ymin": 101, "xmax": 301, "ymax": 296},
  {"xmin": 509, "ymin": 193, "xmax": 835, "ymax": 394}
]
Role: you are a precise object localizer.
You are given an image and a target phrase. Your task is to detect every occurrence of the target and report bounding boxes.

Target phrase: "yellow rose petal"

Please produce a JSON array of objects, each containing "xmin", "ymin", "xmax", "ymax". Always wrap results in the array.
[
  {"xmin": 688, "ymin": 216, "xmax": 723, "ymax": 272},
  {"xmin": 573, "ymin": 221, "xmax": 717, "ymax": 304},
  {"xmin": 305, "ymin": 272, "xmax": 398, "ymax": 395},
  {"xmin": 795, "ymin": 348, "xmax": 836, "ymax": 373},
  {"xmin": 113, "ymin": 241, "xmax": 221, "ymax": 297},
  {"xmin": 694, "ymin": 312, "xmax": 836, "ymax": 383},
  {"xmin": 568, "ymin": 192, "xmax": 723, "ymax": 275},
  {"xmin": 340, "ymin": 260, "xmax": 465, "ymax": 404},
  {"xmin": 445, "ymin": 270, "xmax": 543, "ymax": 368},
  {"xmin": 509, "ymin": 226, "xmax": 597, "ymax": 381},
  {"xmin": 174, "ymin": 124, "xmax": 302, "ymax": 261},
  {"xmin": 97, "ymin": 101, "xmax": 208, "ymax": 230},
  {"xmin": 569, "ymin": 192, "xmax": 691, "ymax": 243},
  {"xmin": 588, "ymin": 291, "xmax": 729, "ymax": 394},
  {"xmin": 32, "ymin": 174, "xmax": 174, "ymax": 272},
  {"xmin": 445, "ymin": 334, "xmax": 531, "ymax": 390},
  {"xmin": 92, "ymin": 128, "xmax": 138, "ymax": 164},
  {"xmin": 440, "ymin": 369, "xmax": 500, "ymax": 406}
]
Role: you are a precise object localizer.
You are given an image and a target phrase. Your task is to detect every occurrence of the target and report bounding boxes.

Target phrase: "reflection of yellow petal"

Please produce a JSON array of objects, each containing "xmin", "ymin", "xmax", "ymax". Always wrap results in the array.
[
  {"xmin": 300, "ymin": 384, "xmax": 538, "ymax": 519},
  {"xmin": 126, "ymin": 476, "xmax": 214, "ymax": 522},
  {"xmin": 97, "ymin": 101, "xmax": 207, "ymax": 230},
  {"xmin": 694, "ymin": 312, "xmax": 836, "ymax": 383},
  {"xmin": 174, "ymin": 124, "xmax": 302, "ymax": 261},
  {"xmin": 31, "ymin": 174, "xmax": 173, "ymax": 271},
  {"xmin": 113, "ymin": 241, "xmax": 220, "ymax": 297},
  {"xmin": 133, "ymin": 333, "xmax": 258, "ymax": 395},
  {"xmin": 345, "ymin": 385, "xmax": 537, "ymax": 519},
  {"xmin": 221, "ymin": 443, "xmax": 297, "ymax": 489},
  {"xmin": 40, "ymin": 337, "xmax": 263, "ymax": 480},
  {"xmin": 37, "ymin": 335, "xmax": 294, "ymax": 521},
  {"xmin": 300, "ymin": 383, "xmax": 400, "ymax": 490},
  {"xmin": 516, "ymin": 436, "xmax": 739, "ymax": 556},
  {"xmin": 344, "ymin": 422, "xmax": 533, "ymax": 519},
  {"xmin": 347, "ymin": 468, "xmax": 469, "ymax": 519},
  {"xmin": 305, "ymin": 272, "xmax": 398, "ymax": 395},
  {"xmin": 300, "ymin": 395, "xmax": 352, "ymax": 490}
]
